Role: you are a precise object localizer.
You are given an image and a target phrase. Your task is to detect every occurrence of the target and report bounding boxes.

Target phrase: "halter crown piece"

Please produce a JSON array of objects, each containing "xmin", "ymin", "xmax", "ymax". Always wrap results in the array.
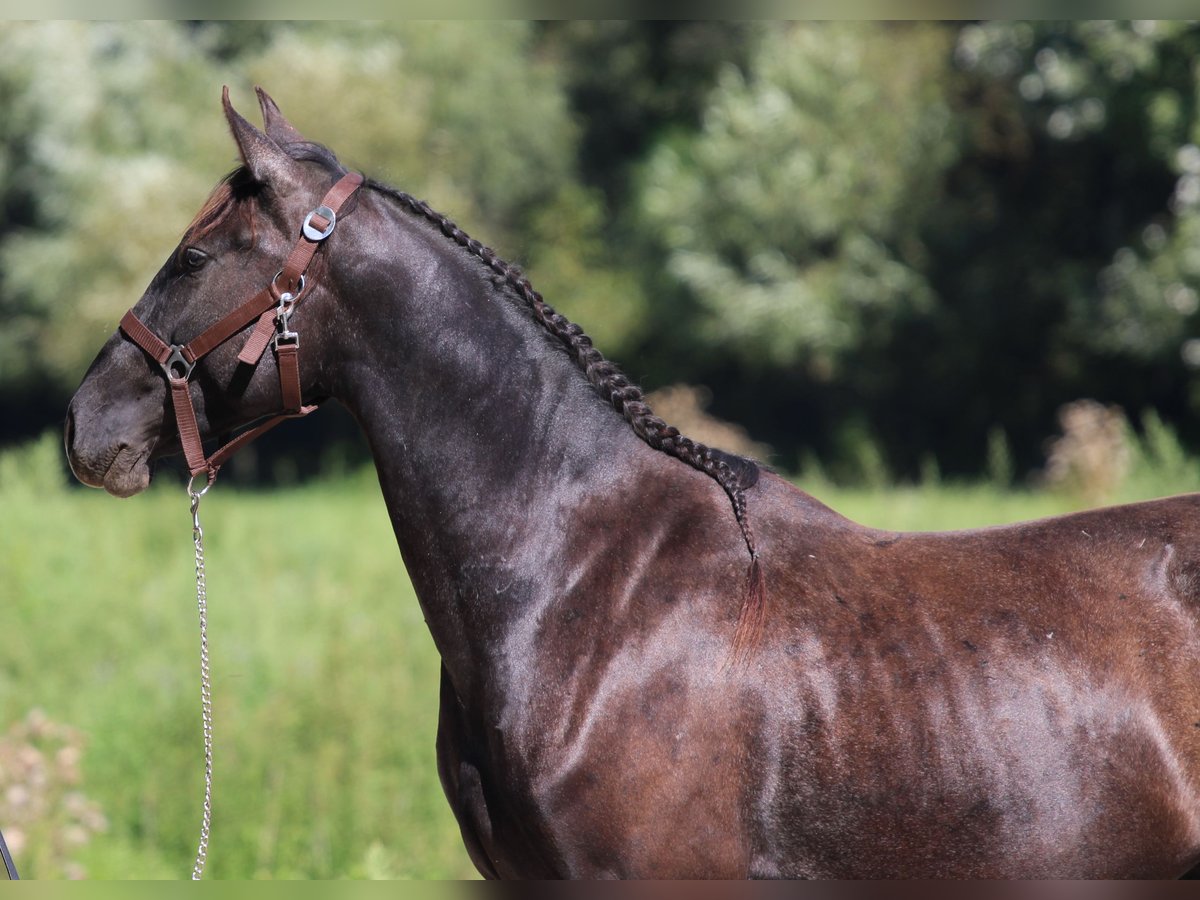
[{"xmin": 119, "ymin": 171, "xmax": 364, "ymax": 487}]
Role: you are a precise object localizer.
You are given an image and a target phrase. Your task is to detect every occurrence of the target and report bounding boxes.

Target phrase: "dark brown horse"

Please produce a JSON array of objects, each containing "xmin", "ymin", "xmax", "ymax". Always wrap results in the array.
[{"xmin": 65, "ymin": 89, "xmax": 1200, "ymax": 879}]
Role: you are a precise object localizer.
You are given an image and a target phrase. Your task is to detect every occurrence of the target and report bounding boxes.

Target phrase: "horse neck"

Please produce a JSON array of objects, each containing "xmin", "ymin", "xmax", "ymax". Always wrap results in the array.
[{"xmin": 328, "ymin": 194, "xmax": 644, "ymax": 697}]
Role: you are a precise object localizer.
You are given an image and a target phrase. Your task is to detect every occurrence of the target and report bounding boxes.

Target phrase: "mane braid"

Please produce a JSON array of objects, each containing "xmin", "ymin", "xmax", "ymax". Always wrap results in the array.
[{"xmin": 367, "ymin": 180, "xmax": 767, "ymax": 655}]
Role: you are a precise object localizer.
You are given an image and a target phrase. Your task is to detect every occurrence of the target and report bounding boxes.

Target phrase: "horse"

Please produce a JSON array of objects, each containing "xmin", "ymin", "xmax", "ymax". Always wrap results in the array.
[{"xmin": 65, "ymin": 88, "xmax": 1200, "ymax": 879}]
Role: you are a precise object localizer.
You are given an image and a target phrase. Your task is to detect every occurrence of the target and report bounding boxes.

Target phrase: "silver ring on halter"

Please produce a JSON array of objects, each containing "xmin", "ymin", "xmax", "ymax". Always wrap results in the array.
[
  {"xmin": 270, "ymin": 271, "xmax": 306, "ymax": 302},
  {"xmin": 187, "ymin": 471, "xmax": 214, "ymax": 498}
]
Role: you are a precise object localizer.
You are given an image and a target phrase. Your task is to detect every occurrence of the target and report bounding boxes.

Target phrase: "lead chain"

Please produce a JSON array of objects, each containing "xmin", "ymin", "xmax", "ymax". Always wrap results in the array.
[{"xmin": 189, "ymin": 482, "xmax": 214, "ymax": 880}]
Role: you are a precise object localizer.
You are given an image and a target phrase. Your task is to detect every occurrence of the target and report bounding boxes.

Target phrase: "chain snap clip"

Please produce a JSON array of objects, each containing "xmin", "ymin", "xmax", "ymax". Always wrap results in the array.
[{"xmin": 270, "ymin": 272, "xmax": 305, "ymax": 350}]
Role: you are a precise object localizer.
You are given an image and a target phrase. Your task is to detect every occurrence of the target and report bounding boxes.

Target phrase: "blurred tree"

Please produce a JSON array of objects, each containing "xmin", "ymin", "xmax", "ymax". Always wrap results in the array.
[
  {"xmin": 910, "ymin": 20, "xmax": 1200, "ymax": 474},
  {"xmin": 235, "ymin": 21, "xmax": 576, "ymax": 255},
  {"xmin": 631, "ymin": 20, "xmax": 1200, "ymax": 478},
  {"xmin": 0, "ymin": 22, "xmax": 227, "ymax": 404},
  {"xmin": 631, "ymin": 23, "xmax": 959, "ymax": 472},
  {"xmin": 533, "ymin": 21, "xmax": 764, "ymax": 367},
  {"xmin": 638, "ymin": 22, "xmax": 957, "ymax": 376},
  {"xmin": 538, "ymin": 21, "xmax": 762, "ymax": 206},
  {"xmin": 0, "ymin": 21, "xmax": 621, "ymax": 451}
]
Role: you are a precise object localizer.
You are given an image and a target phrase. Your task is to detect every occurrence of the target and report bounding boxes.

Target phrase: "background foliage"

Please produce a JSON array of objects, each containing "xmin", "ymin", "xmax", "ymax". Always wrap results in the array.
[
  {"xmin": 8, "ymin": 21, "xmax": 1200, "ymax": 878},
  {"xmin": 6, "ymin": 20, "xmax": 1200, "ymax": 482}
]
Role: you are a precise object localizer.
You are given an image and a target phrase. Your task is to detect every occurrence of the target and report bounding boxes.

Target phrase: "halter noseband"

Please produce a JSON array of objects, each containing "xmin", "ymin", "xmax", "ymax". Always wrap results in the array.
[{"xmin": 119, "ymin": 171, "xmax": 363, "ymax": 486}]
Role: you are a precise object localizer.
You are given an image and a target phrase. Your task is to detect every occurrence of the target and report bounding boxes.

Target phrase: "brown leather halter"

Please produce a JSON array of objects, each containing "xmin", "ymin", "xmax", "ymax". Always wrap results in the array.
[{"xmin": 119, "ymin": 171, "xmax": 363, "ymax": 486}]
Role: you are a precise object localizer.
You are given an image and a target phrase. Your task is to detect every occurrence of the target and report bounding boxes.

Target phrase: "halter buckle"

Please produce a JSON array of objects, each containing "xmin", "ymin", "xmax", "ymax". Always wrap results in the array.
[
  {"xmin": 302, "ymin": 205, "xmax": 337, "ymax": 242},
  {"xmin": 163, "ymin": 345, "xmax": 195, "ymax": 381}
]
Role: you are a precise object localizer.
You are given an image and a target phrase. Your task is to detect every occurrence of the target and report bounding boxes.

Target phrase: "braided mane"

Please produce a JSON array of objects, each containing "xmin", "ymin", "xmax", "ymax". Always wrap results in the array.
[{"xmin": 369, "ymin": 178, "xmax": 768, "ymax": 655}]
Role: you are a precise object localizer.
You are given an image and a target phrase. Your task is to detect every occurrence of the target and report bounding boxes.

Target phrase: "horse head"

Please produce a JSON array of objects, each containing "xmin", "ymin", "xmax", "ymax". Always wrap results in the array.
[{"xmin": 65, "ymin": 88, "xmax": 354, "ymax": 496}]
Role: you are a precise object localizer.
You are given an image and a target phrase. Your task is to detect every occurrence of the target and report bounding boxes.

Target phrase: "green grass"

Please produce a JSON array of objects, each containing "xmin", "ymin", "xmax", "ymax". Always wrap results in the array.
[
  {"xmin": 2, "ymin": 428, "xmax": 1199, "ymax": 879},
  {"xmin": 1, "ymin": 439, "xmax": 473, "ymax": 879},
  {"xmin": 812, "ymin": 481, "xmax": 1077, "ymax": 532}
]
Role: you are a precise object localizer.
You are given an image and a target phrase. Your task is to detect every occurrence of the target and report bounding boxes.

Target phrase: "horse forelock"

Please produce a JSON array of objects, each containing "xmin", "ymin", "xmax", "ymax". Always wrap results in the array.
[
  {"xmin": 179, "ymin": 142, "xmax": 345, "ymax": 259},
  {"xmin": 179, "ymin": 167, "xmax": 259, "ymax": 259}
]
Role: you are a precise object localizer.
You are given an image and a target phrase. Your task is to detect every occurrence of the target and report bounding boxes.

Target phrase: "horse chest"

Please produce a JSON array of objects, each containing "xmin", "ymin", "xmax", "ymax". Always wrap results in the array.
[{"xmin": 434, "ymin": 653, "xmax": 759, "ymax": 878}]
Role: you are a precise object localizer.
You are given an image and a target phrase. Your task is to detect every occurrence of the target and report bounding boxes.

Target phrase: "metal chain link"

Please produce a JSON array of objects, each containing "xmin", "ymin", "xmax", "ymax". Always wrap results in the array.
[{"xmin": 188, "ymin": 478, "xmax": 214, "ymax": 880}]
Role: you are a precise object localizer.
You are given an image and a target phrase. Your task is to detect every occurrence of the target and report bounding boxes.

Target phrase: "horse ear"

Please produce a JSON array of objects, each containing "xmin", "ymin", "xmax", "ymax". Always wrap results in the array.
[
  {"xmin": 255, "ymin": 86, "xmax": 307, "ymax": 146},
  {"xmin": 222, "ymin": 85, "xmax": 298, "ymax": 187}
]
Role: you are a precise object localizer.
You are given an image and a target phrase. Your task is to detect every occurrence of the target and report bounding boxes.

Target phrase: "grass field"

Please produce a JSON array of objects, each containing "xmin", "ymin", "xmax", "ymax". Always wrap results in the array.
[
  {"xmin": 2, "ymin": 428, "xmax": 1198, "ymax": 879},
  {"xmin": 1, "ymin": 436, "xmax": 470, "ymax": 879}
]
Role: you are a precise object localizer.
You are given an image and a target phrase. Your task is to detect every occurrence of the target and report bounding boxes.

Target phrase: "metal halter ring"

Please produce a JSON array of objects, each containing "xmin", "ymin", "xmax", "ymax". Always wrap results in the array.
[
  {"xmin": 163, "ymin": 345, "xmax": 195, "ymax": 382},
  {"xmin": 270, "ymin": 271, "xmax": 306, "ymax": 301},
  {"xmin": 302, "ymin": 205, "xmax": 337, "ymax": 242},
  {"xmin": 187, "ymin": 471, "xmax": 215, "ymax": 502}
]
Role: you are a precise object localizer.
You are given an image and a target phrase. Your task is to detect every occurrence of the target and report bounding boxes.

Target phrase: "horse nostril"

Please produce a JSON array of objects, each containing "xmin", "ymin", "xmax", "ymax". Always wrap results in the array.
[{"xmin": 64, "ymin": 407, "xmax": 76, "ymax": 451}]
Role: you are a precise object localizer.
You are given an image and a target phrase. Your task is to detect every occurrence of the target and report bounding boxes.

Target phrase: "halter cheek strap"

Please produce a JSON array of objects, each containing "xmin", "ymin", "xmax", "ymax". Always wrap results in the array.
[{"xmin": 119, "ymin": 171, "xmax": 364, "ymax": 483}]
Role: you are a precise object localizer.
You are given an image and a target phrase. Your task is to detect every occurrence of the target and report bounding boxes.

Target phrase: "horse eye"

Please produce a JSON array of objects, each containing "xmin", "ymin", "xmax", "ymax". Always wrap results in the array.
[{"xmin": 183, "ymin": 247, "xmax": 210, "ymax": 271}]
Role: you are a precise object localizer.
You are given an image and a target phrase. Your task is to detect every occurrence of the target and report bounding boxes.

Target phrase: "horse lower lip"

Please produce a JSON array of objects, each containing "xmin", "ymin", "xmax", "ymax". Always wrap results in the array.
[
  {"xmin": 100, "ymin": 446, "xmax": 152, "ymax": 497},
  {"xmin": 103, "ymin": 467, "xmax": 150, "ymax": 498}
]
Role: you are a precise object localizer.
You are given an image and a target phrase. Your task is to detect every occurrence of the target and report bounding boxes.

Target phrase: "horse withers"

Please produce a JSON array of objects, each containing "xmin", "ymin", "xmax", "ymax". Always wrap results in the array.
[{"xmin": 65, "ymin": 88, "xmax": 1200, "ymax": 878}]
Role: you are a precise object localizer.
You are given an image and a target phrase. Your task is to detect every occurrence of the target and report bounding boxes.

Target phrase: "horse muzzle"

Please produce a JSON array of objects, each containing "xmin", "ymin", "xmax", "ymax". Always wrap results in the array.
[{"xmin": 64, "ymin": 397, "xmax": 156, "ymax": 498}]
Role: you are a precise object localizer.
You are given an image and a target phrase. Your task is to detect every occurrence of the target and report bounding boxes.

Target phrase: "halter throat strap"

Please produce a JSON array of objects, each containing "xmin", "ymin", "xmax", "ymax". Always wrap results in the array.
[{"xmin": 119, "ymin": 171, "xmax": 364, "ymax": 482}]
